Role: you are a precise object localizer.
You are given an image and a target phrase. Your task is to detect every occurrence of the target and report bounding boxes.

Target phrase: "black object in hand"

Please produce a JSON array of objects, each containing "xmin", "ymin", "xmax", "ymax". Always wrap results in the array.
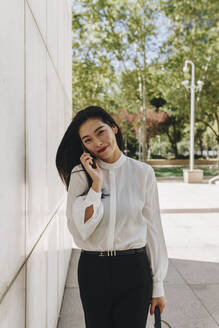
[
  {"xmin": 154, "ymin": 305, "xmax": 161, "ymax": 328},
  {"xmin": 91, "ymin": 157, "xmax": 97, "ymax": 169}
]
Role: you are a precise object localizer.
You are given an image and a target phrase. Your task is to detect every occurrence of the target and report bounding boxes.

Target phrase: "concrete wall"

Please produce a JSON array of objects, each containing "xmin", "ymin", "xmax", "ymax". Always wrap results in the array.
[{"xmin": 0, "ymin": 1, "xmax": 72, "ymax": 327}]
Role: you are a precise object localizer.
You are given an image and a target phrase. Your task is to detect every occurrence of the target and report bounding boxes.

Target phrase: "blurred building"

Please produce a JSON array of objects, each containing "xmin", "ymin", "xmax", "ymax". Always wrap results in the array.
[{"xmin": 0, "ymin": 1, "xmax": 72, "ymax": 327}]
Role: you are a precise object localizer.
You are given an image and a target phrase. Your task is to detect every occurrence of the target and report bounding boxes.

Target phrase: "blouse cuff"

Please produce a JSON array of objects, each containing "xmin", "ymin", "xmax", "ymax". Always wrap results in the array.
[
  {"xmin": 85, "ymin": 186, "xmax": 102, "ymax": 206},
  {"xmin": 152, "ymin": 281, "xmax": 165, "ymax": 298}
]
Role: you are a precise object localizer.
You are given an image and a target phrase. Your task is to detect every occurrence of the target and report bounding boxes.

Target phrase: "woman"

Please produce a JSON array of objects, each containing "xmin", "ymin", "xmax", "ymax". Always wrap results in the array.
[{"xmin": 56, "ymin": 106, "xmax": 168, "ymax": 328}]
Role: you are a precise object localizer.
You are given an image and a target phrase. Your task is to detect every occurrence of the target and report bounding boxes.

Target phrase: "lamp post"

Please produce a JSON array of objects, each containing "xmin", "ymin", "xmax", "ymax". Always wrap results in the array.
[
  {"xmin": 138, "ymin": 73, "xmax": 143, "ymax": 161},
  {"xmin": 138, "ymin": 72, "xmax": 147, "ymax": 162},
  {"xmin": 181, "ymin": 60, "xmax": 204, "ymax": 183}
]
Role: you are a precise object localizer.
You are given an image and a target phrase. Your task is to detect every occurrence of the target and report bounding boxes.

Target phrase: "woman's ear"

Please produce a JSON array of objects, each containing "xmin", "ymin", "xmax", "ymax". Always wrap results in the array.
[{"xmin": 112, "ymin": 125, "xmax": 118, "ymax": 134}]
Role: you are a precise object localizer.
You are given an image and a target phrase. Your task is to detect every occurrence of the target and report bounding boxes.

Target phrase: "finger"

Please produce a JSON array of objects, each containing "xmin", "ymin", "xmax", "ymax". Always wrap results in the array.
[
  {"xmin": 80, "ymin": 159, "xmax": 92, "ymax": 168},
  {"xmin": 85, "ymin": 159, "xmax": 93, "ymax": 166},
  {"xmin": 150, "ymin": 302, "xmax": 156, "ymax": 315},
  {"xmin": 160, "ymin": 304, "xmax": 165, "ymax": 315},
  {"xmin": 82, "ymin": 155, "xmax": 92, "ymax": 163},
  {"xmin": 84, "ymin": 157, "xmax": 92, "ymax": 162},
  {"xmin": 158, "ymin": 305, "xmax": 162, "ymax": 315},
  {"xmin": 82, "ymin": 153, "xmax": 92, "ymax": 159}
]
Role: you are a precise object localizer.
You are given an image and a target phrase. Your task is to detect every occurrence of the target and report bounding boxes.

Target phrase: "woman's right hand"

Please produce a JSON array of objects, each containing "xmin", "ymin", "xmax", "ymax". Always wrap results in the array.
[{"xmin": 80, "ymin": 152, "xmax": 103, "ymax": 185}]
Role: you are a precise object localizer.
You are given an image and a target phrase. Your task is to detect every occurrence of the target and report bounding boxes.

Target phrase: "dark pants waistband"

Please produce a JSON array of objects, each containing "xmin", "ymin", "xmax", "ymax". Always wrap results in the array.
[{"xmin": 81, "ymin": 246, "xmax": 146, "ymax": 257}]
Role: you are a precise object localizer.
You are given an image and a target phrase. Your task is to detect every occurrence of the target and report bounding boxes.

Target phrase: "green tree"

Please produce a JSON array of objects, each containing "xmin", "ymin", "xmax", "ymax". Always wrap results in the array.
[
  {"xmin": 159, "ymin": 0, "xmax": 219, "ymax": 157},
  {"xmin": 72, "ymin": 0, "xmax": 162, "ymax": 159}
]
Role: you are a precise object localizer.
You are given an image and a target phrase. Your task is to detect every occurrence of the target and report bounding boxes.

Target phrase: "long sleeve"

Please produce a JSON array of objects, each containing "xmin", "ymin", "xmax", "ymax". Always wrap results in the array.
[
  {"xmin": 66, "ymin": 168, "xmax": 104, "ymax": 241},
  {"xmin": 143, "ymin": 166, "xmax": 168, "ymax": 298}
]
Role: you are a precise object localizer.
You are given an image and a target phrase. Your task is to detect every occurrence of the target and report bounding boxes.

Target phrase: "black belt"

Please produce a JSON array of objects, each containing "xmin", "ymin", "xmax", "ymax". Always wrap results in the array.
[{"xmin": 81, "ymin": 246, "xmax": 146, "ymax": 257}]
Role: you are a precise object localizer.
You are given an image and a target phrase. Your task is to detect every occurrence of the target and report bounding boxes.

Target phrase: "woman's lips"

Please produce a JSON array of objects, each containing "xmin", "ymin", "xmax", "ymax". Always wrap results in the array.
[{"xmin": 98, "ymin": 146, "xmax": 108, "ymax": 153}]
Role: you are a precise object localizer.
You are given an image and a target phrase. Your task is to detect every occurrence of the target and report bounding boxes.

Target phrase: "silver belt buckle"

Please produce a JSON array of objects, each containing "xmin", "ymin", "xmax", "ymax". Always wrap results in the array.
[
  {"xmin": 107, "ymin": 250, "xmax": 117, "ymax": 256},
  {"xmin": 99, "ymin": 250, "xmax": 117, "ymax": 256}
]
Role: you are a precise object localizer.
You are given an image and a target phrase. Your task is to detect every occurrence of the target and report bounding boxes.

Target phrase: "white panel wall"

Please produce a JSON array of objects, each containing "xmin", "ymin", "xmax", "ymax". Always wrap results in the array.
[
  {"xmin": 0, "ymin": 1, "xmax": 72, "ymax": 327},
  {"xmin": 0, "ymin": 1, "xmax": 26, "ymax": 326},
  {"xmin": 26, "ymin": 3, "xmax": 47, "ymax": 253}
]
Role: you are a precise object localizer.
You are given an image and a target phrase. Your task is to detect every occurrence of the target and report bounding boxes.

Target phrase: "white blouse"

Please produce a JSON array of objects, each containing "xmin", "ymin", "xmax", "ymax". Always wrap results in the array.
[{"xmin": 66, "ymin": 152, "xmax": 168, "ymax": 297}]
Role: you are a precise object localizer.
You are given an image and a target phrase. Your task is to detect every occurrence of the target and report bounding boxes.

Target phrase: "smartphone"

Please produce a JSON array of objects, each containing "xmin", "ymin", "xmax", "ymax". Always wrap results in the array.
[{"xmin": 81, "ymin": 142, "xmax": 97, "ymax": 169}]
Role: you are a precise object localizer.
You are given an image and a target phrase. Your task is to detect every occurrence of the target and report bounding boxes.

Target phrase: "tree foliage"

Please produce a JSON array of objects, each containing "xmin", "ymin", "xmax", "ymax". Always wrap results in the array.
[{"xmin": 72, "ymin": 0, "xmax": 219, "ymax": 158}]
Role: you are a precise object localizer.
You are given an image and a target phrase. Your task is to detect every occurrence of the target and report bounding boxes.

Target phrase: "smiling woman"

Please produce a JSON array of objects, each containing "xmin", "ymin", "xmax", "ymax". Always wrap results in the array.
[
  {"xmin": 79, "ymin": 117, "xmax": 122, "ymax": 162},
  {"xmin": 55, "ymin": 106, "xmax": 124, "ymax": 193},
  {"xmin": 55, "ymin": 105, "xmax": 168, "ymax": 328}
]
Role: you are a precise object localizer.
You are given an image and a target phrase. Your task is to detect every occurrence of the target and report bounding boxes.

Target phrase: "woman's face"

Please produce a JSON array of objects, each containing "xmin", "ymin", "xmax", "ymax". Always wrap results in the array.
[{"xmin": 79, "ymin": 118, "xmax": 120, "ymax": 160}]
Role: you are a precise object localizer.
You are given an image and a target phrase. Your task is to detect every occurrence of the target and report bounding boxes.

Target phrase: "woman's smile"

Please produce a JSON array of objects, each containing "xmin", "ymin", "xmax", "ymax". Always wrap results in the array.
[{"xmin": 97, "ymin": 146, "xmax": 108, "ymax": 153}]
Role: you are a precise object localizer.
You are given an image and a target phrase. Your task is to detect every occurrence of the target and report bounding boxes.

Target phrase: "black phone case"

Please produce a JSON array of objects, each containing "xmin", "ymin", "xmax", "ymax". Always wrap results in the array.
[{"xmin": 81, "ymin": 143, "xmax": 97, "ymax": 169}]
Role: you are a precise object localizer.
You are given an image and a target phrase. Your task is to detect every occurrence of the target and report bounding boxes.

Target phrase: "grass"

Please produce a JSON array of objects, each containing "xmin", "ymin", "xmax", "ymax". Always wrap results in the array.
[{"xmin": 154, "ymin": 166, "xmax": 219, "ymax": 177}]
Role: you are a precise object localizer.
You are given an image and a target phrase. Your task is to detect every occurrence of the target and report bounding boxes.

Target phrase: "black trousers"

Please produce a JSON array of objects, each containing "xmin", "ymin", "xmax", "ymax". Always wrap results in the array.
[{"xmin": 77, "ymin": 248, "xmax": 153, "ymax": 328}]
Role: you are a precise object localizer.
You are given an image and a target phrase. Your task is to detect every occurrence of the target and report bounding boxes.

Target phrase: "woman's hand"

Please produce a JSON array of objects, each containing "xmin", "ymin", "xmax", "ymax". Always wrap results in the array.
[
  {"xmin": 150, "ymin": 296, "xmax": 167, "ymax": 315},
  {"xmin": 80, "ymin": 151, "xmax": 103, "ymax": 184}
]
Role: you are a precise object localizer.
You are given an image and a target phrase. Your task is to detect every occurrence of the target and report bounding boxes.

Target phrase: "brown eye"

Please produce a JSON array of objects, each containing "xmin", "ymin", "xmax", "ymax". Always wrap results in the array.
[
  {"xmin": 84, "ymin": 130, "xmax": 104, "ymax": 143},
  {"xmin": 84, "ymin": 139, "xmax": 90, "ymax": 143}
]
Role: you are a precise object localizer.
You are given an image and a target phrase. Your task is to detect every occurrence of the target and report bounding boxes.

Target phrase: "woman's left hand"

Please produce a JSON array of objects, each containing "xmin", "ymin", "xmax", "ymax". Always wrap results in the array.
[{"xmin": 150, "ymin": 296, "xmax": 167, "ymax": 315}]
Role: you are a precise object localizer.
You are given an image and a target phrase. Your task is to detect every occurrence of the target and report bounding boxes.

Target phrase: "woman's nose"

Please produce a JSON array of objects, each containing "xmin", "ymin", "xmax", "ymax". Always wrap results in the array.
[{"xmin": 94, "ymin": 138, "xmax": 103, "ymax": 148}]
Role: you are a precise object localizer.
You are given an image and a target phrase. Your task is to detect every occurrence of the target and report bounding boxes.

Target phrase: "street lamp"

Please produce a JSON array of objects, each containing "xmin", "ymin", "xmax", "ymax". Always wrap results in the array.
[
  {"xmin": 181, "ymin": 60, "xmax": 204, "ymax": 183},
  {"xmin": 138, "ymin": 73, "xmax": 142, "ymax": 161}
]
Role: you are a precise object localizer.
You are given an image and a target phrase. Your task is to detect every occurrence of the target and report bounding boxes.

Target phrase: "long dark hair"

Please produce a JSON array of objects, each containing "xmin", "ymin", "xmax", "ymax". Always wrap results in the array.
[{"xmin": 55, "ymin": 106, "xmax": 125, "ymax": 197}]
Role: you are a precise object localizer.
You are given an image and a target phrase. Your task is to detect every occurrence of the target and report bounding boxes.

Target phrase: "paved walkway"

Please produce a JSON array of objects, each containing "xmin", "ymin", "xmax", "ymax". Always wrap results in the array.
[{"xmin": 58, "ymin": 179, "xmax": 219, "ymax": 328}]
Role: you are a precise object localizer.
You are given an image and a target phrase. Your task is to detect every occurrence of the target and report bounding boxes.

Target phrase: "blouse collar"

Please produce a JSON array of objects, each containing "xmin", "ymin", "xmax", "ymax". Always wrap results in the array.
[{"xmin": 97, "ymin": 152, "xmax": 127, "ymax": 170}]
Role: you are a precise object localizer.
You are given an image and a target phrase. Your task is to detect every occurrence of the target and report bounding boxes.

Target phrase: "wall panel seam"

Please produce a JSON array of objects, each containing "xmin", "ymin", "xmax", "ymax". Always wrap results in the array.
[
  {"xmin": 25, "ymin": 0, "xmax": 72, "ymax": 108},
  {"xmin": 24, "ymin": 0, "xmax": 27, "ymax": 326},
  {"xmin": 0, "ymin": 195, "xmax": 66, "ymax": 305}
]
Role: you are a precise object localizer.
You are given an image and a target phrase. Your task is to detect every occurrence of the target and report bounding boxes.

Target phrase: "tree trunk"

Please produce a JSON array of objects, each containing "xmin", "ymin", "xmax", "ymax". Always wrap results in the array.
[
  {"xmin": 217, "ymin": 136, "xmax": 219, "ymax": 160},
  {"xmin": 173, "ymin": 143, "xmax": 178, "ymax": 158},
  {"xmin": 206, "ymin": 146, "xmax": 209, "ymax": 159}
]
